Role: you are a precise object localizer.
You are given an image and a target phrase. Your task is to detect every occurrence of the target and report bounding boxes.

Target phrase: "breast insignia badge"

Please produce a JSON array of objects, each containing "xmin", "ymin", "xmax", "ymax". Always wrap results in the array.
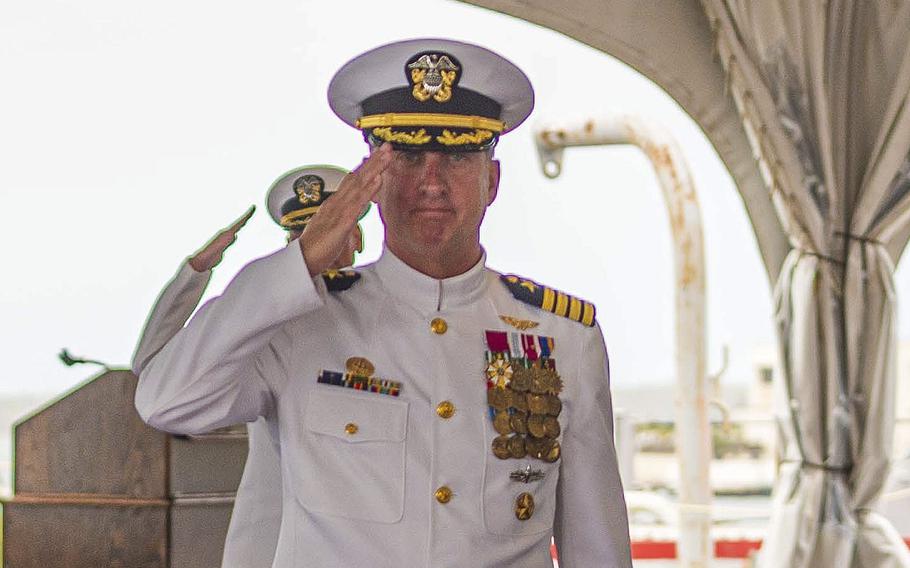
[
  {"xmin": 515, "ymin": 492, "xmax": 536, "ymax": 521},
  {"xmin": 509, "ymin": 464, "xmax": 545, "ymax": 484},
  {"xmin": 499, "ymin": 315, "xmax": 539, "ymax": 331},
  {"xmin": 345, "ymin": 356, "xmax": 375, "ymax": 377}
]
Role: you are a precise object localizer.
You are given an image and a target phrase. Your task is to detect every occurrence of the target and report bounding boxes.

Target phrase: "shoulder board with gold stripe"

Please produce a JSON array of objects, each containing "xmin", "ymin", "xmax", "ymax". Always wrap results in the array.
[
  {"xmin": 499, "ymin": 274, "xmax": 596, "ymax": 327},
  {"xmin": 321, "ymin": 269, "xmax": 361, "ymax": 292}
]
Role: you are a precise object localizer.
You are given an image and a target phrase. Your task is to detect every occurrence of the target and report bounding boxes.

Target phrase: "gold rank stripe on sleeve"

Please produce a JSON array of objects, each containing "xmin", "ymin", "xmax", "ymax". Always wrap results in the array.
[
  {"xmin": 554, "ymin": 292, "xmax": 569, "ymax": 318},
  {"xmin": 499, "ymin": 274, "xmax": 596, "ymax": 327},
  {"xmin": 568, "ymin": 297, "xmax": 582, "ymax": 322},
  {"xmin": 321, "ymin": 269, "xmax": 362, "ymax": 292}
]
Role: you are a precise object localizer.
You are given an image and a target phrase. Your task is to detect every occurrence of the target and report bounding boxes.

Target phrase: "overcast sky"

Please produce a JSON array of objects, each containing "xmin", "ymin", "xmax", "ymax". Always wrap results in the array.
[{"xmin": 4, "ymin": 0, "xmax": 910, "ymax": 400}]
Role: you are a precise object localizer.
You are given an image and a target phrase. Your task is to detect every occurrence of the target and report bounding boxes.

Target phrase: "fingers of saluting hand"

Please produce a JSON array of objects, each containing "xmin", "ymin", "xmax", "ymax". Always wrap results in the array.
[
  {"xmin": 224, "ymin": 204, "xmax": 256, "ymax": 237},
  {"xmin": 191, "ymin": 205, "xmax": 255, "ymax": 271},
  {"xmin": 298, "ymin": 145, "xmax": 393, "ymax": 275},
  {"xmin": 329, "ymin": 143, "xmax": 393, "ymax": 219}
]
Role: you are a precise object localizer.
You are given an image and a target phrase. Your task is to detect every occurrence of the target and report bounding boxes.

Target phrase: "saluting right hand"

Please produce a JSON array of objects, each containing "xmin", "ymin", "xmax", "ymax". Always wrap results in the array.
[{"xmin": 299, "ymin": 144, "xmax": 392, "ymax": 276}]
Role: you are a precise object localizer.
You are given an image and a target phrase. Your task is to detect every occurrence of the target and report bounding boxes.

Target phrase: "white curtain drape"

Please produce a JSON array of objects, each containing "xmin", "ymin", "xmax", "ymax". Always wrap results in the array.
[{"xmin": 700, "ymin": 2, "xmax": 910, "ymax": 566}]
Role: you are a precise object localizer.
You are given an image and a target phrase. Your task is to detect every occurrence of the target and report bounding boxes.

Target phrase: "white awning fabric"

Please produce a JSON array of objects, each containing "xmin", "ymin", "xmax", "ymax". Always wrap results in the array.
[{"xmin": 459, "ymin": 0, "xmax": 790, "ymax": 285}]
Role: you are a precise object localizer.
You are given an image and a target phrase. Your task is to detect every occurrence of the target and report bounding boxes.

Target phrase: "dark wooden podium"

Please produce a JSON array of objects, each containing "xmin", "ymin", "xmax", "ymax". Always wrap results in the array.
[{"xmin": 2, "ymin": 369, "xmax": 249, "ymax": 568}]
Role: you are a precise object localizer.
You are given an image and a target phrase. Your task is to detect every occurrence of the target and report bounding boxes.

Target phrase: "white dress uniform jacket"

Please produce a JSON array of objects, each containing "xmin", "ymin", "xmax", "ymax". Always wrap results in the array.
[
  {"xmin": 131, "ymin": 260, "xmax": 282, "ymax": 568},
  {"xmin": 136, "ymin": 244, "xmax": 632, "ymax": 568}
]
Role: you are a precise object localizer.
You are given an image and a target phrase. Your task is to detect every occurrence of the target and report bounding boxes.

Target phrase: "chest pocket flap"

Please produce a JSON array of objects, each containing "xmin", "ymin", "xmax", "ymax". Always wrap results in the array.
[
  {"xmin": 305, "ymin": 388, "xmax": 407, "ymax": 443},
  {"xmin": 294, "ymin": 387, "xmax": 409, "ymax": 523}
]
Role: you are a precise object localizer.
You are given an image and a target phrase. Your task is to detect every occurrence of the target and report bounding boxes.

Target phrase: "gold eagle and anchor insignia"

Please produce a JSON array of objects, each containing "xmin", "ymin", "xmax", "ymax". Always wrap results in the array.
[
  {"xmin": 407, "ymin": 53, "xmax": 459, "ymax": 103},
  {"xmin": 322, "ymin": 269, "xmax": 361, "ymax": 291},
  {"xmin": 293, "ymin": 174, "xmax": 324, "ymax": 205},
  {"xmin": 500, "ymin": 275, "xmax": 596, "ymax": 327}
]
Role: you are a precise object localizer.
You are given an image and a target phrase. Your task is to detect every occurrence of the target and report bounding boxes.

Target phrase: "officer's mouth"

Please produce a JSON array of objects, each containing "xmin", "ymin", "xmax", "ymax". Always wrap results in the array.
[{"xmin": 412, "ymin": 208, "xmax": 454, "ymax": 220}]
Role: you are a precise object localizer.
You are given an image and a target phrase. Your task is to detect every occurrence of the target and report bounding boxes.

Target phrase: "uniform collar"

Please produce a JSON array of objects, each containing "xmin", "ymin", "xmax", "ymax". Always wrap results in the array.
[{"xmin": 373, "ymin": 246, "xmax": 488, "ymax": 313}]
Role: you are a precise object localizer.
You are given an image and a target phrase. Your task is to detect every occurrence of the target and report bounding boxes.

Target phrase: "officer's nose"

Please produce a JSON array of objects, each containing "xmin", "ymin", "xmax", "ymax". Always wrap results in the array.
[{"xmin": 418, "ymin": 153, "xmax": 447, "ymax": 197}]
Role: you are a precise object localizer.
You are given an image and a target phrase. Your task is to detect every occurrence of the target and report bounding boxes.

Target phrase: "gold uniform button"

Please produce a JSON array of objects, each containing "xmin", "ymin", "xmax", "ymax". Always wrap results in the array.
[
  {"xmin": 430, "ymin": 317, "xmax": 448, "ymax": 334},
  {"xmin": 436, "ymin": 401, "xmax": 456, "ymax": 419},
  {"xmin": 434, "ymin": 486, "xmax": 453, "ymax": 504},
  {"xmin": 344, "ymin": 422, "xmax": 359, "ymax": 435}
]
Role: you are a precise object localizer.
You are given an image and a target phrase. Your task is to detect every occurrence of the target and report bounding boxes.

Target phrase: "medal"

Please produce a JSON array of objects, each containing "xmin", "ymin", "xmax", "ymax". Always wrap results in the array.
[
  {"xmin": 547, "ymin": 396, "xmax": 562, "ymax": 417},
  {"xmin": 510, "ymin": 365, "xmax": 531, "ymax": 392},
  {"xmin": 530, "ymin": 366, "xmax": 548, "ymax": 394},
  {"xmin": 487, "ymin": 387, "xmax": 509, "ymax": 411},
  {"xmin": 511, "ymin": 391, "xmax": 529, "ymax": 412},
  {"xmin": 492, "ymin": 435, "xmax": 511, "ymax": 459},
  {"xmin": 525, "ymin": 437, "xmax": 545, "ymax": 459},
  {"xmin": 545, "ymin": 370, "xmax": 564, "ymax": 395},
  {"xmin": 527, "ymin": 414, "xmax": 547, "ymax": 438},
  {"xmin": 507, "ymin": 435, "xmax": 527, "ymax": 459},
  {"xmin": 510, "ymin": 412, "xmax": 528, "ymax": 434},
  {"xmin": 528, "ymin": 394, "xmax": 548, "ymax": 415},
  {"xmin": 493, "ymin": 411, "xmax": 513, "ymax": 435},
  {"xmin": 486, "ymin": 355, "xmax": 513, "ymax": 389},
  {"xmin": 542, "ymin": 440, "xmax": 561, "ymax": 463},
  {"xmin": 543, "ymin": 416, "xmax": 561, "ymax": 438}
]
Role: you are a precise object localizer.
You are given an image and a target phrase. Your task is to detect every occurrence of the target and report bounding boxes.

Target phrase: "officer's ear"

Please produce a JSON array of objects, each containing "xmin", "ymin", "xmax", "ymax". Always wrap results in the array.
[{"xmin": 486, "ymin": 158, "xmax": 500, "ymax": 206}]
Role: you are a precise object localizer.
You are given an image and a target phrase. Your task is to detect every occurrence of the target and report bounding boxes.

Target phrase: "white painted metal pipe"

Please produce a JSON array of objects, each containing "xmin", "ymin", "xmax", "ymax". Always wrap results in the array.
[{"xmin": 535, "ymin": 116, "xmax": 712, "ymax": 567}]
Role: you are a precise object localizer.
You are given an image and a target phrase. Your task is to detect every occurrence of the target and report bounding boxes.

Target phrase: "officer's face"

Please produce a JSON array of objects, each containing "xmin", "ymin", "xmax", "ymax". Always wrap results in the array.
[{"xmin": 374, "ymin": 149, "xmax": 500, "ymax": 264}]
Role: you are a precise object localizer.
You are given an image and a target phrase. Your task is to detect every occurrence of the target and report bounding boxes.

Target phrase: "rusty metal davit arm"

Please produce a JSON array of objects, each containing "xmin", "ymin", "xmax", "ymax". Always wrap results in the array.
[{"xmin": 535, "ymin": 116, "xmax": 713, "ymax": 568}]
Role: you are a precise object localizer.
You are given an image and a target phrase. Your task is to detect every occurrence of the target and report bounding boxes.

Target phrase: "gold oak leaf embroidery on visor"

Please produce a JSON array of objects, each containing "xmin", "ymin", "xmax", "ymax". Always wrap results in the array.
[
  {"xmin": 371, "ymin": 127, "xmax": 432, "ymax": 145},
  {"xmin": 437, "ymin": 129, "xmax": 493, "ymax": 146}
]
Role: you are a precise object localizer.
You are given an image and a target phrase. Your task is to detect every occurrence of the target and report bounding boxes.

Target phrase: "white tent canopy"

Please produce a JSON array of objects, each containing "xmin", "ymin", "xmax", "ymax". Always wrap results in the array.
[{"xmin": 459, "ymin": 1, "xmax": 910, "ymax": 566}]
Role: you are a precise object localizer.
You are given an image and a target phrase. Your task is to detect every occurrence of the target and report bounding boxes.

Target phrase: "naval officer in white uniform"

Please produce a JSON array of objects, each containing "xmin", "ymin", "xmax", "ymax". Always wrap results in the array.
[
  {"xmin": 136, "ymin": 39, "xmax": 631, "ymax": 567},
  {"xmin": 132, "ymin": 166, "xmax": 363, "ymax": 568}
]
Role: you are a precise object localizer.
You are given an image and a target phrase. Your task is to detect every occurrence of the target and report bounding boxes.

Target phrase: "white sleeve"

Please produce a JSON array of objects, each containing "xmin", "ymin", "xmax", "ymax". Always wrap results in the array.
[
  {"xmin": 131, "ymin": 260, "xmax": 212, "ymax": 375},
  {"xmin": 553, "ymin": 323, "xmax": 632, "ymax": 567},
  {"xmin": 134, "ymin": 244, "xmax": 323, "ymax": 435}
]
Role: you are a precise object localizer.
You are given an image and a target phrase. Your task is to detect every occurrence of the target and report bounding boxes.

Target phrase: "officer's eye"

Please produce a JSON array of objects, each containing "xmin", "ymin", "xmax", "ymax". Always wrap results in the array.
[
  {"xmin": 448, "ymin": 153, "xmax": 467, "ymax": 163},
  {"xmin": 401, "ymin": 152, "xmax": 422, "ymax": 164}
]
